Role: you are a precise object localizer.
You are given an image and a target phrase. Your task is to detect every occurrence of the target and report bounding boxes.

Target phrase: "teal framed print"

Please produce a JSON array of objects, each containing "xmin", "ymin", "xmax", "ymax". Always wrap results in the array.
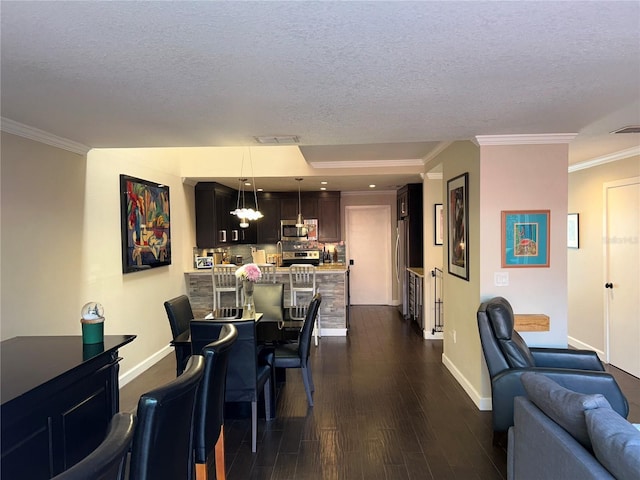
[{"xmin": 501, "ymin": 210, "xmax": 550, "ymax": 268}]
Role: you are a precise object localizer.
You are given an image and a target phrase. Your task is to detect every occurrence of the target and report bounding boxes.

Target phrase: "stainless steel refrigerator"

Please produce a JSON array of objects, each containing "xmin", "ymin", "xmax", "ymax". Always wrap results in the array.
[{"xmin": 395, "ymin": 222, "xmax": 408, "ymax": 316}]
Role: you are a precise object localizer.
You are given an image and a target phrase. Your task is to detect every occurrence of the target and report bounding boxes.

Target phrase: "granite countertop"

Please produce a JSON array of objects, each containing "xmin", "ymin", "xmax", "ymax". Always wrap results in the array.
[{"xmin": 407, "ymin": 267, "xmax": 425, "ymax": 277}]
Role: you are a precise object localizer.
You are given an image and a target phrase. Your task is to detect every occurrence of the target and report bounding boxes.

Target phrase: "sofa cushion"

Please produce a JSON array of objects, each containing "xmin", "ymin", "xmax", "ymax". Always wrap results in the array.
[
  {"xmin": 586, "ymin": 407, "xmax": 640, "ymax": 479},
  {"xmin": 521, "ymin": 372, "xmax": 611, "ymax": 449}
]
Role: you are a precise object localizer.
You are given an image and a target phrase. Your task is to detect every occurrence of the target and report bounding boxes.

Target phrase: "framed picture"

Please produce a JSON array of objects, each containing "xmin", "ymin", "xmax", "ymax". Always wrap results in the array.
[
  {"xmin": 567, "ymin": 213, "xmax": 579, "ymax": 249},
  {"xmin": 120, "ymin": 174, "xmax": 171, "ymax": 273},
  {"xmin": 434, "ymin": 204, "xmax": 444, "ymax": 245},
  {"xmin": 195, "ymin": 256, "xmax": 213, "ymax": 269},
  {"xmin": 501, "ymin": 210, "xmax": 550, "ymax": 267},
  {"xmin": 447, "ymin": 173, "xmax": 469, "ymax": 280}
]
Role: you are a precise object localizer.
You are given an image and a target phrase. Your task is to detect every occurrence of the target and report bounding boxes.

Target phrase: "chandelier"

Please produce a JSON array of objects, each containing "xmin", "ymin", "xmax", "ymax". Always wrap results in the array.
[{"xmin": 230, "ymin": 148, "xmax": 263, "ymax": 228}]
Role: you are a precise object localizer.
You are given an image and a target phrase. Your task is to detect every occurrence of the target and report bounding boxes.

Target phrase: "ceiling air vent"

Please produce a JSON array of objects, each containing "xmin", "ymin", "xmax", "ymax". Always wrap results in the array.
[
  {"xmin": 610, "ymin": 126, "xmax": 640, "ymax": 134},
  {"xmin": 254, "ymin": 135, "xmax": 300, "ymax": 144}
]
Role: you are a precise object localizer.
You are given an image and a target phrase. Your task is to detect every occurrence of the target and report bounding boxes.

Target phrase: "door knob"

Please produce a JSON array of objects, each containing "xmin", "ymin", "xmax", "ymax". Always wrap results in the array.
[{"xmin": 605, "ymin": 282, "xmax": 613, "ymax": 289}]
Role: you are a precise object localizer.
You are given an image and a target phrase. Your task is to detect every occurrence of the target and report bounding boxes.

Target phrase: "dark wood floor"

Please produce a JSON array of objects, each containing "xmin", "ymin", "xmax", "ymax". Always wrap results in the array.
[{"xmin": 120, "ymin": 305, "xmax": 640, "ymax": 480}]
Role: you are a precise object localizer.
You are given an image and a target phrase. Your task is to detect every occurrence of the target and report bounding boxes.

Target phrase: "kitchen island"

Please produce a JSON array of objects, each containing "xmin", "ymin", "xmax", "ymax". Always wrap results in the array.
[{"xmin": 185, "ymin": 265, "xmax": 349, "ymax": 336}]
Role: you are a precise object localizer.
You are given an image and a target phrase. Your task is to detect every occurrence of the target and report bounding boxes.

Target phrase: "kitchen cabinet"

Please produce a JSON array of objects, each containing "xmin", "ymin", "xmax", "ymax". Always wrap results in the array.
[
  {"xmin": 196, "ymin": 182, "xmax": 233, "ymax": 248},
  {"xmin": 256, "ymin": 193, "xmax": 281, "ymax": 243},
  {"xmin": 280, "ymin": 193, "xmax": 318, "ymax": 221},
  {"xmin": 398, "ymin": 183, "xmax": 423, "ymax": 267},
  {"xmin": 317, "ymin": 192, "xmax": 341, "ymax": 242},
  {"xmin": 196, "ymin": 183, "xmax": 258, "ymax": 247}
]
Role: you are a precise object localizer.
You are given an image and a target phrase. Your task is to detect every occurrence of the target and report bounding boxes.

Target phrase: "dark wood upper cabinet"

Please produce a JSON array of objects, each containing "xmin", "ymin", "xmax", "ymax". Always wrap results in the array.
[
  {"xmin": 195, "ymin": 182, "xmax": 237, "ymax": 247},
  {"xmin": 317, "ymin": 192, "xmax": 341, "ymax": 242},
  {"xmin": 256, "ymin": 193, "xmax": 281, "ymax": 244}
]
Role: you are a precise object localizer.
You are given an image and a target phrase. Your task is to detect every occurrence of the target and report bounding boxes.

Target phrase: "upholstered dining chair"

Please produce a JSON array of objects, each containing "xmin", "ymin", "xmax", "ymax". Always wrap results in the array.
[
  {"xmin": 477, "ymin": 296, "xmax": 629, "ymax": 436},
  {"xmin": 128, "ymin": 355, "xmax": 205, "ymax": 480},
  {"xmin": 164, "ymin": 295, "xmax": 194, "ymax": 376},
  {"xmin": 191, "ymin": 319, "xmax": 273, "ymax": 453},
  {"xmin": 51, "ymin": 412, "xmax": 135, "ymax": 480},
  {"xmin": 253, "ymin": 283, "xmax": 285, "ymax": 344},
  {"xmin": 192, "ymin": 324, "xmax": 238, "ymax": 480},
  {"xmin": 273, "ymin": 293, "xmax": 322, "ymax": 407}
]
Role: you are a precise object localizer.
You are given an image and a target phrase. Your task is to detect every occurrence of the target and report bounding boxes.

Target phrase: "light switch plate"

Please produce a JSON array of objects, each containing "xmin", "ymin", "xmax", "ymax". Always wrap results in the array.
[{"xmin": 494, "ymin": 272, "xmax": 509, "ymax": 286}]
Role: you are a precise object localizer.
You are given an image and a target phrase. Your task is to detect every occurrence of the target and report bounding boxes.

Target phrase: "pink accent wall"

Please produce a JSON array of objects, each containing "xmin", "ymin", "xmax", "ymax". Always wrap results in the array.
[{"xmin": 479, "ymin": 143, "xmax": 569, "ymax": 347}]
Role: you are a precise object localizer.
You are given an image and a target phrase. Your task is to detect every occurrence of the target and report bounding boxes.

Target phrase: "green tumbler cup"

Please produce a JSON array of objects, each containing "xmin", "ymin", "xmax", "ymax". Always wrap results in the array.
[{"xmin": 81, "ymin": 320, "xmax": 104, "ymax": 344}]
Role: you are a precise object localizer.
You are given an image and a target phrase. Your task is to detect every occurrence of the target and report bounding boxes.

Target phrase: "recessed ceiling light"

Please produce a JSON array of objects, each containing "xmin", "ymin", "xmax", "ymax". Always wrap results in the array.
[
  {"xmin": 320, "ymin": 187, "xmax": 327, "ymax": 191},
  {"xmin": 321, "ymin": 181, "xmax": 328, "ymax": 185},
  {"xmin": 369, "ymin": 184, "xmax": 376, "ymax": 188},
  {"xmin": 244, "ymin": 182, "xmax": 251, "ymax": 186},
  {"xmin": 257, "ymin": 188, "xmax": 263, "ymax": 192}
]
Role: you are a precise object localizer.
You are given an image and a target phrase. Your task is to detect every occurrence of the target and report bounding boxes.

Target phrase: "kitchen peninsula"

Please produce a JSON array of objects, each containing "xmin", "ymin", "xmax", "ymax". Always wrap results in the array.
[{"xmin": 185, "ymin": 264, "xmax": 349, "ymax": 336}]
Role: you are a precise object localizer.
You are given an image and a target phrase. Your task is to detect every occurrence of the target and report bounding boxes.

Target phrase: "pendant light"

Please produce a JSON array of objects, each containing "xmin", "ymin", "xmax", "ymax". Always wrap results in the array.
[
  {"xmin": 230, "ymin": 148, "xmax": 263, "ymax": 228},
  {"xmin": 295, "ymin": 178, "xmax": 304, "ymax": 227}
]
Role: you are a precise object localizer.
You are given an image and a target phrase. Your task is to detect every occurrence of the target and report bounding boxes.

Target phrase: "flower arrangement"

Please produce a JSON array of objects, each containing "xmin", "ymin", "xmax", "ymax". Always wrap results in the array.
[{"xmin": 235, "ymin": 263, "xmax": 262, "ymax": 282}]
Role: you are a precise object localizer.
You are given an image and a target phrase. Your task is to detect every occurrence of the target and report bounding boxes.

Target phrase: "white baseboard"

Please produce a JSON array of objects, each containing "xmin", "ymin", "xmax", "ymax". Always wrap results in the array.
[
  {"xmin": 320, "ymin": 328, "xmax": 348, "ymax": 337},
  {"xmin": 119, "ymin": 345, "xmax": 173, "ymax": 387},
  {"xmin": 442, "ymin": 353, "xmax": 492, "ymax": 411},
  {"xmin": 568, "ymin": 336, "xmax": 605, "ymax": 362},
  {"xmin": 423, "ymin": 330, "xmax": 444, "ymax": 340}
]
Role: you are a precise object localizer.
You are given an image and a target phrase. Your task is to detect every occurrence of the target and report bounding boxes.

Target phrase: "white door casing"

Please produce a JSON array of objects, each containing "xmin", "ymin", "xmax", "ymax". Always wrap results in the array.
[
  {"xmin": 604, "ymin": 177, "xmax": 640, "ymax": 377},
  {"xmin": 345, "ymin": 205, "xmax": 392, "ymax": 305}
]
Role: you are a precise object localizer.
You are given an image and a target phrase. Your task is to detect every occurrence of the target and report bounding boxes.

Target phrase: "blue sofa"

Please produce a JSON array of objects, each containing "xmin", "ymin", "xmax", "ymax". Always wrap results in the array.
[{"xmin": 508, "ymin": 372, "xmax": 640, "ymax": 480}]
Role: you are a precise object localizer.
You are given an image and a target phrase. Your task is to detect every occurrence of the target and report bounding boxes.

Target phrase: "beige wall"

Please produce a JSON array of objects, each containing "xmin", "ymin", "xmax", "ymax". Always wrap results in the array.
[
  {"xmin": 1, "ymin": 133, "xmax": 87, "ymax": 338},
  {"xmin": 0, "ymin": 135, "xmax": 198, "ymax": 383},
  {"xmin": 439, "ymin": 142, "xmax": 484, "ymax": 401},
  {"xmin": 568, "ymin": 155, "xmax": 640, "ymax": 354}
]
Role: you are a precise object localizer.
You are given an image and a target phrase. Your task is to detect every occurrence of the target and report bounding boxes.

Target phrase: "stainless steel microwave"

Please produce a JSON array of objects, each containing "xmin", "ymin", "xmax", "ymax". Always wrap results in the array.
[{"xmin": 280, "ymin": 220, "xmax": 309, "ymax": 241}]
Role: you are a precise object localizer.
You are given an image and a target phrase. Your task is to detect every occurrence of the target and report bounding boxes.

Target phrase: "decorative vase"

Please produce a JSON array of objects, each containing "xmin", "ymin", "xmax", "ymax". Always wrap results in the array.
[{"xmin": 242, "ymin": 279, "xmax": 255, "ymax": 319}]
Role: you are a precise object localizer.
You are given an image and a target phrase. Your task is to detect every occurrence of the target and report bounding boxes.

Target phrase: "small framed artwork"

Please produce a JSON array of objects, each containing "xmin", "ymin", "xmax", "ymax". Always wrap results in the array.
[
  {"xmin": 447, "ymin": 173, "xmax": 469, "ymax": 280},
  {"xmin": 434, "ymin": 204, "xmax": 444, "ymax": 245},
  {"xmin": 567, "ymin": 213, "xmax": 579, "ymax": 249},
  {"xmin": 195, "ymin": 256, "xmax": 213, "ymax": 269},
  {"xmin": 501, "ymin": 210, "xmax": 550, "ymax": 268},
  {"xmin": 120, "ymin": 174, "xmax": 171, "ymax": 273}
]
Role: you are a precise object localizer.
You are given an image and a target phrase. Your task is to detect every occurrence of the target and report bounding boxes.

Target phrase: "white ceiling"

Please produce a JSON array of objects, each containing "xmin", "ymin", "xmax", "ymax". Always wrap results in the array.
[{"xmin": 1, "ymin": 1, "xmax": 639, "ymax": 191}]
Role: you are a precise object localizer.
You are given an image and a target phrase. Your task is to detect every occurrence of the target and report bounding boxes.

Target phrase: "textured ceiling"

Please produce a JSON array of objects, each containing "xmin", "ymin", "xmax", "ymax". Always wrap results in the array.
[{"xmin": 1, "ymin": 1, "xmax": 639, "ymax": 190}]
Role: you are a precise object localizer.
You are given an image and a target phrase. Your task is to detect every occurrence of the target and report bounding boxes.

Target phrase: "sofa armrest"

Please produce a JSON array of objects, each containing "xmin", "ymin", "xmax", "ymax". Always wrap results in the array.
[
  {"xmin": 490, "ymin": 367, "xmax": 629, "ymax": 432},
  {"xmin": 511, "ymin": 397, "xmax": 615, "ymax": 480},
  {"xmin": 530, "ymin": 348, "xmax": 604, "ymax": 371}
]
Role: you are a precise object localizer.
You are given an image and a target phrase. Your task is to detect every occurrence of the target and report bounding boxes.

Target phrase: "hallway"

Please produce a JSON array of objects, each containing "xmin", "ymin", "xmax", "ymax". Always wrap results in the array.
[{"xmin": 121, "ymin": 305, "xmax": 639, "ymax": 479}]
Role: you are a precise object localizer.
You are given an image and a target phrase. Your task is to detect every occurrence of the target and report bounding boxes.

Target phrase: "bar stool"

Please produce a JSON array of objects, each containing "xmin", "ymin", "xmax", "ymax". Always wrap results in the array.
[
  {"xmin": 256, "ymin": 264, "xmax": 277, "ymax": 283},
  {"xmin": 288, "ymin": 264, "xmax": 319, "ymax": 346},
  {"xmin": 212, "ymin": 265, "xmax": 239, "ymax": 310}
]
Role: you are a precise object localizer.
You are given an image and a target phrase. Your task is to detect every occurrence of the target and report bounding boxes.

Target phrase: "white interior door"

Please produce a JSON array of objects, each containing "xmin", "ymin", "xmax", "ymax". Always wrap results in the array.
[
  {"xmin": 605, "ymin": 177, "xmax": 640, "ymax": 377},
  {"xmin": 346, "ymin": 205, "xmax": 391, "ymax": 305}
]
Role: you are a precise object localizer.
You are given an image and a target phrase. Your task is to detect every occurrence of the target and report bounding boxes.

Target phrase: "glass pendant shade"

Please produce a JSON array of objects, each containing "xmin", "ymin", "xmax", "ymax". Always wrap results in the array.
[{"xmin": 230, "ymin": 149, "xmax": 263, "ymax": 227}]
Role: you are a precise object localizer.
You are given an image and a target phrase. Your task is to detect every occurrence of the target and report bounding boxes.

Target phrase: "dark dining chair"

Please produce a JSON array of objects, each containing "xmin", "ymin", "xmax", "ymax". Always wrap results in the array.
[
  {"xmin": 164, "ymin": 295, "xmax": 194, "ymax": 376},
  {"xmin": 191, "ymin": 319, "xmax": 273, "ymax": 453},
  {"xmin": 128, "ymin": 355, "xmax": 205, "ymax": 480},
  {"xmin": 51, "ymin": 412, "xmax": 135, "ymax": 480},
  {"xmin": 477, "ymin": 296, "xmax": 629, "ymax": 436},
  {"xmin": 193, "ymin": 324, "xmax": 238, "ymax": 480},
  {"xmin": 273, "ymin": 293, "xmax": 322, "ymax": 407}
]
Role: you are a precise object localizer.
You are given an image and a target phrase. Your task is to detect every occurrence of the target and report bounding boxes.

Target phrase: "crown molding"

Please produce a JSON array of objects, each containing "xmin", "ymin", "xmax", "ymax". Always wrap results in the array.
[
  {"xmin": 0, "ymin": 117, "xmax": 90, "ymax": 155},
  {"xmin": 569, "ymin": 146, "xmax": 640, "ymax": 173},
  {"xmin": 474, "ymin": 133, "xmax": 577, "ymax": 146},
  {"xmin": 309, "ymin": 158, "xmax": 424, "ymax": 169},
  {"xmin": 422, "ymin": 141, "xmax": 452, "ymax": 163},
  {"xmin": 426, "ymin": 172, "xmax": 443, "ymax": 180}
]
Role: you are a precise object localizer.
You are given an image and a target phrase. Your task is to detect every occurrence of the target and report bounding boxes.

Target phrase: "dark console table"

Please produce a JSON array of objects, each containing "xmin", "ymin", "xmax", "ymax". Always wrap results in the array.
[{"xmin": 1, "ymin": 335, "xmax": 136, "ymax": 479}]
